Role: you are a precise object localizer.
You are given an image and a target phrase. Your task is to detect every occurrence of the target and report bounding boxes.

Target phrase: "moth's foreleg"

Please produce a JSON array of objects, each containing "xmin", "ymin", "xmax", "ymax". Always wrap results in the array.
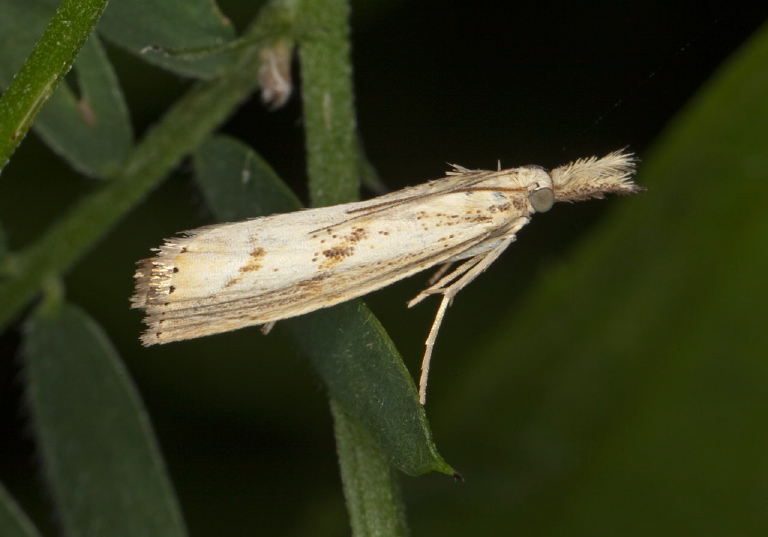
[
  {"xmin": 418, "ymin": 232, "xmax": 518, "ymax": 404},
  {"xmin": 427, "ymin": 262, "xmax": 454, "ymax": 286},
  {"xmin": 408, "ymin": 256, "xmax": 483, "ymax": 308}
]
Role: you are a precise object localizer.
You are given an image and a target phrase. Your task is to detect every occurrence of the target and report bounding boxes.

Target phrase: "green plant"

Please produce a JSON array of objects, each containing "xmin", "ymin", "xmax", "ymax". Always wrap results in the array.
[
  {"xmin": 1, "ymin": 1, "xmax": 446, "ymax": 535},
  {"xmin": 2, "ymin": 1, "xmax": 768, "ymax": 536}
]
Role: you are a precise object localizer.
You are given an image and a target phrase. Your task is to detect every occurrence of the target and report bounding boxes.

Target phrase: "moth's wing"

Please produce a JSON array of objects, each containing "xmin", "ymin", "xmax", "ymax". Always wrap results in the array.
[
  {"xmin": 133, "ymin": 169, "xmax": 517, "ymax": 345},
  {"xmin": 332, "ymin": 168, "xmax": 502, "ymax": 226}
]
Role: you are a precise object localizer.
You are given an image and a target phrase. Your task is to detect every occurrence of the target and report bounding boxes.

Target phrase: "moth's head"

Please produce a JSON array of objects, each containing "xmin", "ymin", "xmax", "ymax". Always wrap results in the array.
[{"xmin": 518, "ymin": 165, "xmax": 555, "ymax": 213}]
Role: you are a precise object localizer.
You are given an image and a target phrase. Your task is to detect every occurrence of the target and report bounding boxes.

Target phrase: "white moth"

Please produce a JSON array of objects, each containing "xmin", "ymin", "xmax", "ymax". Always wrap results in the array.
[{"xmin": 133, "ymin": 150, "xmax": 641, "ymax": 403}]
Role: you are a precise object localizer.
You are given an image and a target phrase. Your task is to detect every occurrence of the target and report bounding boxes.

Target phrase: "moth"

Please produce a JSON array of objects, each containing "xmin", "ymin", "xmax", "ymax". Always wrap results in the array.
[{"xmin": 133, "ymin": 150, "xmax": 641, "ymax": 403}]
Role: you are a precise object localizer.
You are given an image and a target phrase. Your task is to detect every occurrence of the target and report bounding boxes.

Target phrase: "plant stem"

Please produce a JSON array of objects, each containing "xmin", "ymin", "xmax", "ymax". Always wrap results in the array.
[
  {"xmin": 298, "ymin": 0, "xmax": 359, "ymax": 207},
  {"xmin": 297, "ymin": 0, "xmax": 408, "ymax": 534}
]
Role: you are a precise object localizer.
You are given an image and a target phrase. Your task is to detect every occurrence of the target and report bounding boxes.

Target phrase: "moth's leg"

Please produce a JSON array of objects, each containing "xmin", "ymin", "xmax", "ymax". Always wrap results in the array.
[
  {"xmin": 418, "ymin": 232, "xmax": 517, "ymax": 404},
  {"xmin": 260, "ymin": 321, "xmax": 277, "ymax": 335},
  {"xmin": 427, "ymin": 262, "xmax": 455, "ymax": 286},
  {"xmin": 408, "ymin": 256, "xmax": 483, "ymax": 308},
  {"xmin": 409, "ymin": 218, "xmax": 528, "ymax": 309}
]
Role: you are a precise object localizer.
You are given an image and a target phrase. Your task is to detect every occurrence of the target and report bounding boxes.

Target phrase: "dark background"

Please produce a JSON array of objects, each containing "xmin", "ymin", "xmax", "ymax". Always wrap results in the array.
[{"xmin": 2, "ymin": 1, "xmax": 767, "ymax": 535}]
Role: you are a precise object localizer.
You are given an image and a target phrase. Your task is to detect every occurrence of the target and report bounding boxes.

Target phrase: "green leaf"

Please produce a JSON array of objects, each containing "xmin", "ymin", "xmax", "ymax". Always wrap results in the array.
[
  {"xmin": 24, "ymin": 303, "xmax": 186, "ymax": 537},
  {"xmin": 193, "ymin": 135, "xmax": 453, "ymax": 476},
  {"xmin": 35, "ymin": 35, "xmax": 133, "ymax": 177},
  {"xmin": 409, "ymin": 19, "xmax": 768, "ymax": 537},
  {"xmin": 0, "ymin": 0, "xmax": 110, "ymax": 172},
  {"xmin": 97, "ymin": 0, "xmax": 237, "ymax": 79},
  {"xmin": 289, "ymin": 303, "xmax": 452, "ymax": 476},
  {"xmin": 0, "ymin": 484, "xmax": 41, "ymax": 537},
  {"xmin": 330, "ymin": 399, "xmax": 408, "ymax": 536},
  {"xmin": 193, "ymin": 135, "xmax": 301, "ymax": 218}
]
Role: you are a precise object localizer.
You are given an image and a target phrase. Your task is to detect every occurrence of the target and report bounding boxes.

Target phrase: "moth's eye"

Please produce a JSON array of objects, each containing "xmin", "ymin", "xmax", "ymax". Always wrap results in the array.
[{"xmin": 529, "ymin": 187, "xmax": 554, "ymax": 213}]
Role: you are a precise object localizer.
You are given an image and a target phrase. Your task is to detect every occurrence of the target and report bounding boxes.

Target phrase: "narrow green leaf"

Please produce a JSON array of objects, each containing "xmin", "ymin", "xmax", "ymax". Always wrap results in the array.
[
  {"xmin": 35, "ymin": 35, "xmax": 133, "ymax": 177},
  {"xmin": 193, "ymin": 135, "xmax": 453, "ymax": 476},
  {"xmin": 331, "ymin": 400, "xmax": 408, "ymax": 537},
  {"xmin": 25, "ymin": 302, "xmax": 186, "ymax": 537},
  {"xmin": 97, "ymin": 0, "xmax": 237, "ymax": 79},
  {"xmin": 0, "ymin": 484, "xmax": 41, "ymax": 537},
  {"xmin": 0, "ymin": 0, "xmax": 109, "ymax": 173},
  {"xmin": 289, "ymin": 303, "xmax": 452, "ymax": 476},
  {"xmin": 526, "ymin": 20, "xmax": 768, "ymax": 536},
  {"xmin": 193, "ymin": 135, "xmax": 301, "ymax": 218}
]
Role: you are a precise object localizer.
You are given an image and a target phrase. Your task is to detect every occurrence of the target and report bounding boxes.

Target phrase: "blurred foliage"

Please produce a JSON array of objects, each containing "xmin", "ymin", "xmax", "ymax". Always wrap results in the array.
[
  {"xmin": 25, "ymin": 302, "xmax": 186, "ymax": 537},
  {"xmin": 1, "ymin": 0, "xmax": 767, "ymax": 536}
]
